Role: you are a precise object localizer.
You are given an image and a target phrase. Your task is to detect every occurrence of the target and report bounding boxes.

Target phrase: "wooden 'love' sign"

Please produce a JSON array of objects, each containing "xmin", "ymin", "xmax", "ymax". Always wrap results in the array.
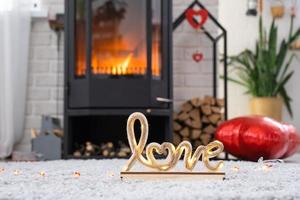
[{"xmin": 120, "ymin": 112, "xmax": 225, "ymax": 180}]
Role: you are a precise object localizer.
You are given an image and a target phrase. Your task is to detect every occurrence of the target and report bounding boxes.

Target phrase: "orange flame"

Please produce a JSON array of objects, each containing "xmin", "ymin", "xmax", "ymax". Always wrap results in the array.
[
  {"xmin": 75, "ymin": 32, "xmax": 161, "ymax": 77},
  {"xmin": 108, "ymin": 53, "xmax": 133, "ymax": 76}
]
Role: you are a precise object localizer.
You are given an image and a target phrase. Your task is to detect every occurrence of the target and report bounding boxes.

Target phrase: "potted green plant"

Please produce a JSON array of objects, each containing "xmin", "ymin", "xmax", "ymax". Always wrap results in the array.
[{"xmin": 227, "ymin": 15, "xmax": 300, "ymax": 121}]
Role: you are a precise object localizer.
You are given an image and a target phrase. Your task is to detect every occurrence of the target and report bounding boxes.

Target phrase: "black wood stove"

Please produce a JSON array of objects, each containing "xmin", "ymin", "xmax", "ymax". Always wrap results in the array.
[{"xmin": 64, "ymin": 0, "xmax": 173, "ymax": 158}]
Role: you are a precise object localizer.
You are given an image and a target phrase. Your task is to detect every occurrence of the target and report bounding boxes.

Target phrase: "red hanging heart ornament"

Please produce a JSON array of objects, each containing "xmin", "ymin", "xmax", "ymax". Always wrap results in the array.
[
  {"xmin": 192, "ymin": 52, "xmax": 203, "ymax": 63},
  {"xmin": 185, "ymin": 8, "xmax": 208, "ymax": 29}
]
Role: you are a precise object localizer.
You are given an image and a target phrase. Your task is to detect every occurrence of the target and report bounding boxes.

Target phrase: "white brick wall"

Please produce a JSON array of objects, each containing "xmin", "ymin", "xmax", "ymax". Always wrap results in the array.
[
  {"xmin": 173, "ymin": 0, "xmax": 218, "ymax": 111},
  {"xmin": 17, "ymin": 0, "xmax": 218, "ymax": 152},
  {"xmin": 15, "ymin": 0, "xmax": 65, "ymax": 152}
]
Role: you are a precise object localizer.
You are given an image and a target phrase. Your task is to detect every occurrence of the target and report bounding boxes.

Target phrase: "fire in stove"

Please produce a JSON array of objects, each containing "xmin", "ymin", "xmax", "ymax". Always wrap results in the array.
[
  {"xmin": 91, "ymin": 53, "xmax": 134, "ymax": 75},
  {"xmin": 75, "ymin": 0, "xmax": 161, "ymax": 77},
  {"xmin": 91, "ymin": 52, "xmax": 148, "ymax": 76}
]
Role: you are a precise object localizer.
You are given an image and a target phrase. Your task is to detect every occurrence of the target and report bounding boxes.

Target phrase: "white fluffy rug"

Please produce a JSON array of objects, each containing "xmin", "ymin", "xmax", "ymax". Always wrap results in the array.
[{"xmin": 0, "ymin": 159, "xmax": 300, "ymax": 200}]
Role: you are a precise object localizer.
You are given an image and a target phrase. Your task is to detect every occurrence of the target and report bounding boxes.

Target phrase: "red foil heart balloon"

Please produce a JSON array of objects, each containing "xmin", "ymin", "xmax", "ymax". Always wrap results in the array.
[
  {"xmin": 192, "ymin": 52, "xmax": 203, "ymax": 62},
  {"xmin": 281, "ymin": 124, "xmax": 300, "ymax": 158},
  {"xmin": 185, "ymin": 9, "xmax": 208, "ymax": 29},
  {"xmin": 215, "ymin": 116, "xmax": 300, "ymax": 161}
]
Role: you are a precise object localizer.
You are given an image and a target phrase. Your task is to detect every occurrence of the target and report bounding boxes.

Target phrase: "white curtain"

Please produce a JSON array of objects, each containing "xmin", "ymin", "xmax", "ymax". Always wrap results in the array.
[{"xmin": 0, "ymin": 0, "xmax": 31, "ymax": 158}]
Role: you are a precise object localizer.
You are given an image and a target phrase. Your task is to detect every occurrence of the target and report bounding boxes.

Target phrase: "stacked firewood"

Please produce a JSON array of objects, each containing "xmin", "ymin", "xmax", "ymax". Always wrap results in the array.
[
  {"xmin": 73, "ymin": 141, "xmax": 131, "ymax": 158},
  {"xmin": 173, "ymin": 96, "xmax": 225, "ymax": 147}
]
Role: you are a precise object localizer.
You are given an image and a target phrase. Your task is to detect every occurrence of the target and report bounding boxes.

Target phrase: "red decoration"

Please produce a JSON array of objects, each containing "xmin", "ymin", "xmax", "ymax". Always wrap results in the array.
[
  {"xmin": 281, "ymin": 124, "xmax": 300, "ymax": 158},
  {"xmin": 192, "ymin": 52, "xmax": 203, "ymax": 62},
  {"xmin": 185, "ymin": 9, "xmax": 208, "ymax": 29},
  {"xmin": 215, "ymin": 116, "xmax": 300, "ymax": 161}
]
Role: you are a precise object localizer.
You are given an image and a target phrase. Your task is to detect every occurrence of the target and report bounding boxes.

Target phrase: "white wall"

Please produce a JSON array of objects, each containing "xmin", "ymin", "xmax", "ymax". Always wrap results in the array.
[
  {"xmin": 219, "ymin": 0, "xmax": 300, "ymax": 130},
  {"xmin": 15, "ymin": 0, "xmax": 64, "ymax": 152}
]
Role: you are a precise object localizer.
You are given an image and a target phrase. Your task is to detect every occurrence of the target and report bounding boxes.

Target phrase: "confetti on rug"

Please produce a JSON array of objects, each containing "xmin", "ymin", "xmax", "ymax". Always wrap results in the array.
[{"xmin": 0, "ymin": 159, "xmax": 300, "ymax": 200}]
